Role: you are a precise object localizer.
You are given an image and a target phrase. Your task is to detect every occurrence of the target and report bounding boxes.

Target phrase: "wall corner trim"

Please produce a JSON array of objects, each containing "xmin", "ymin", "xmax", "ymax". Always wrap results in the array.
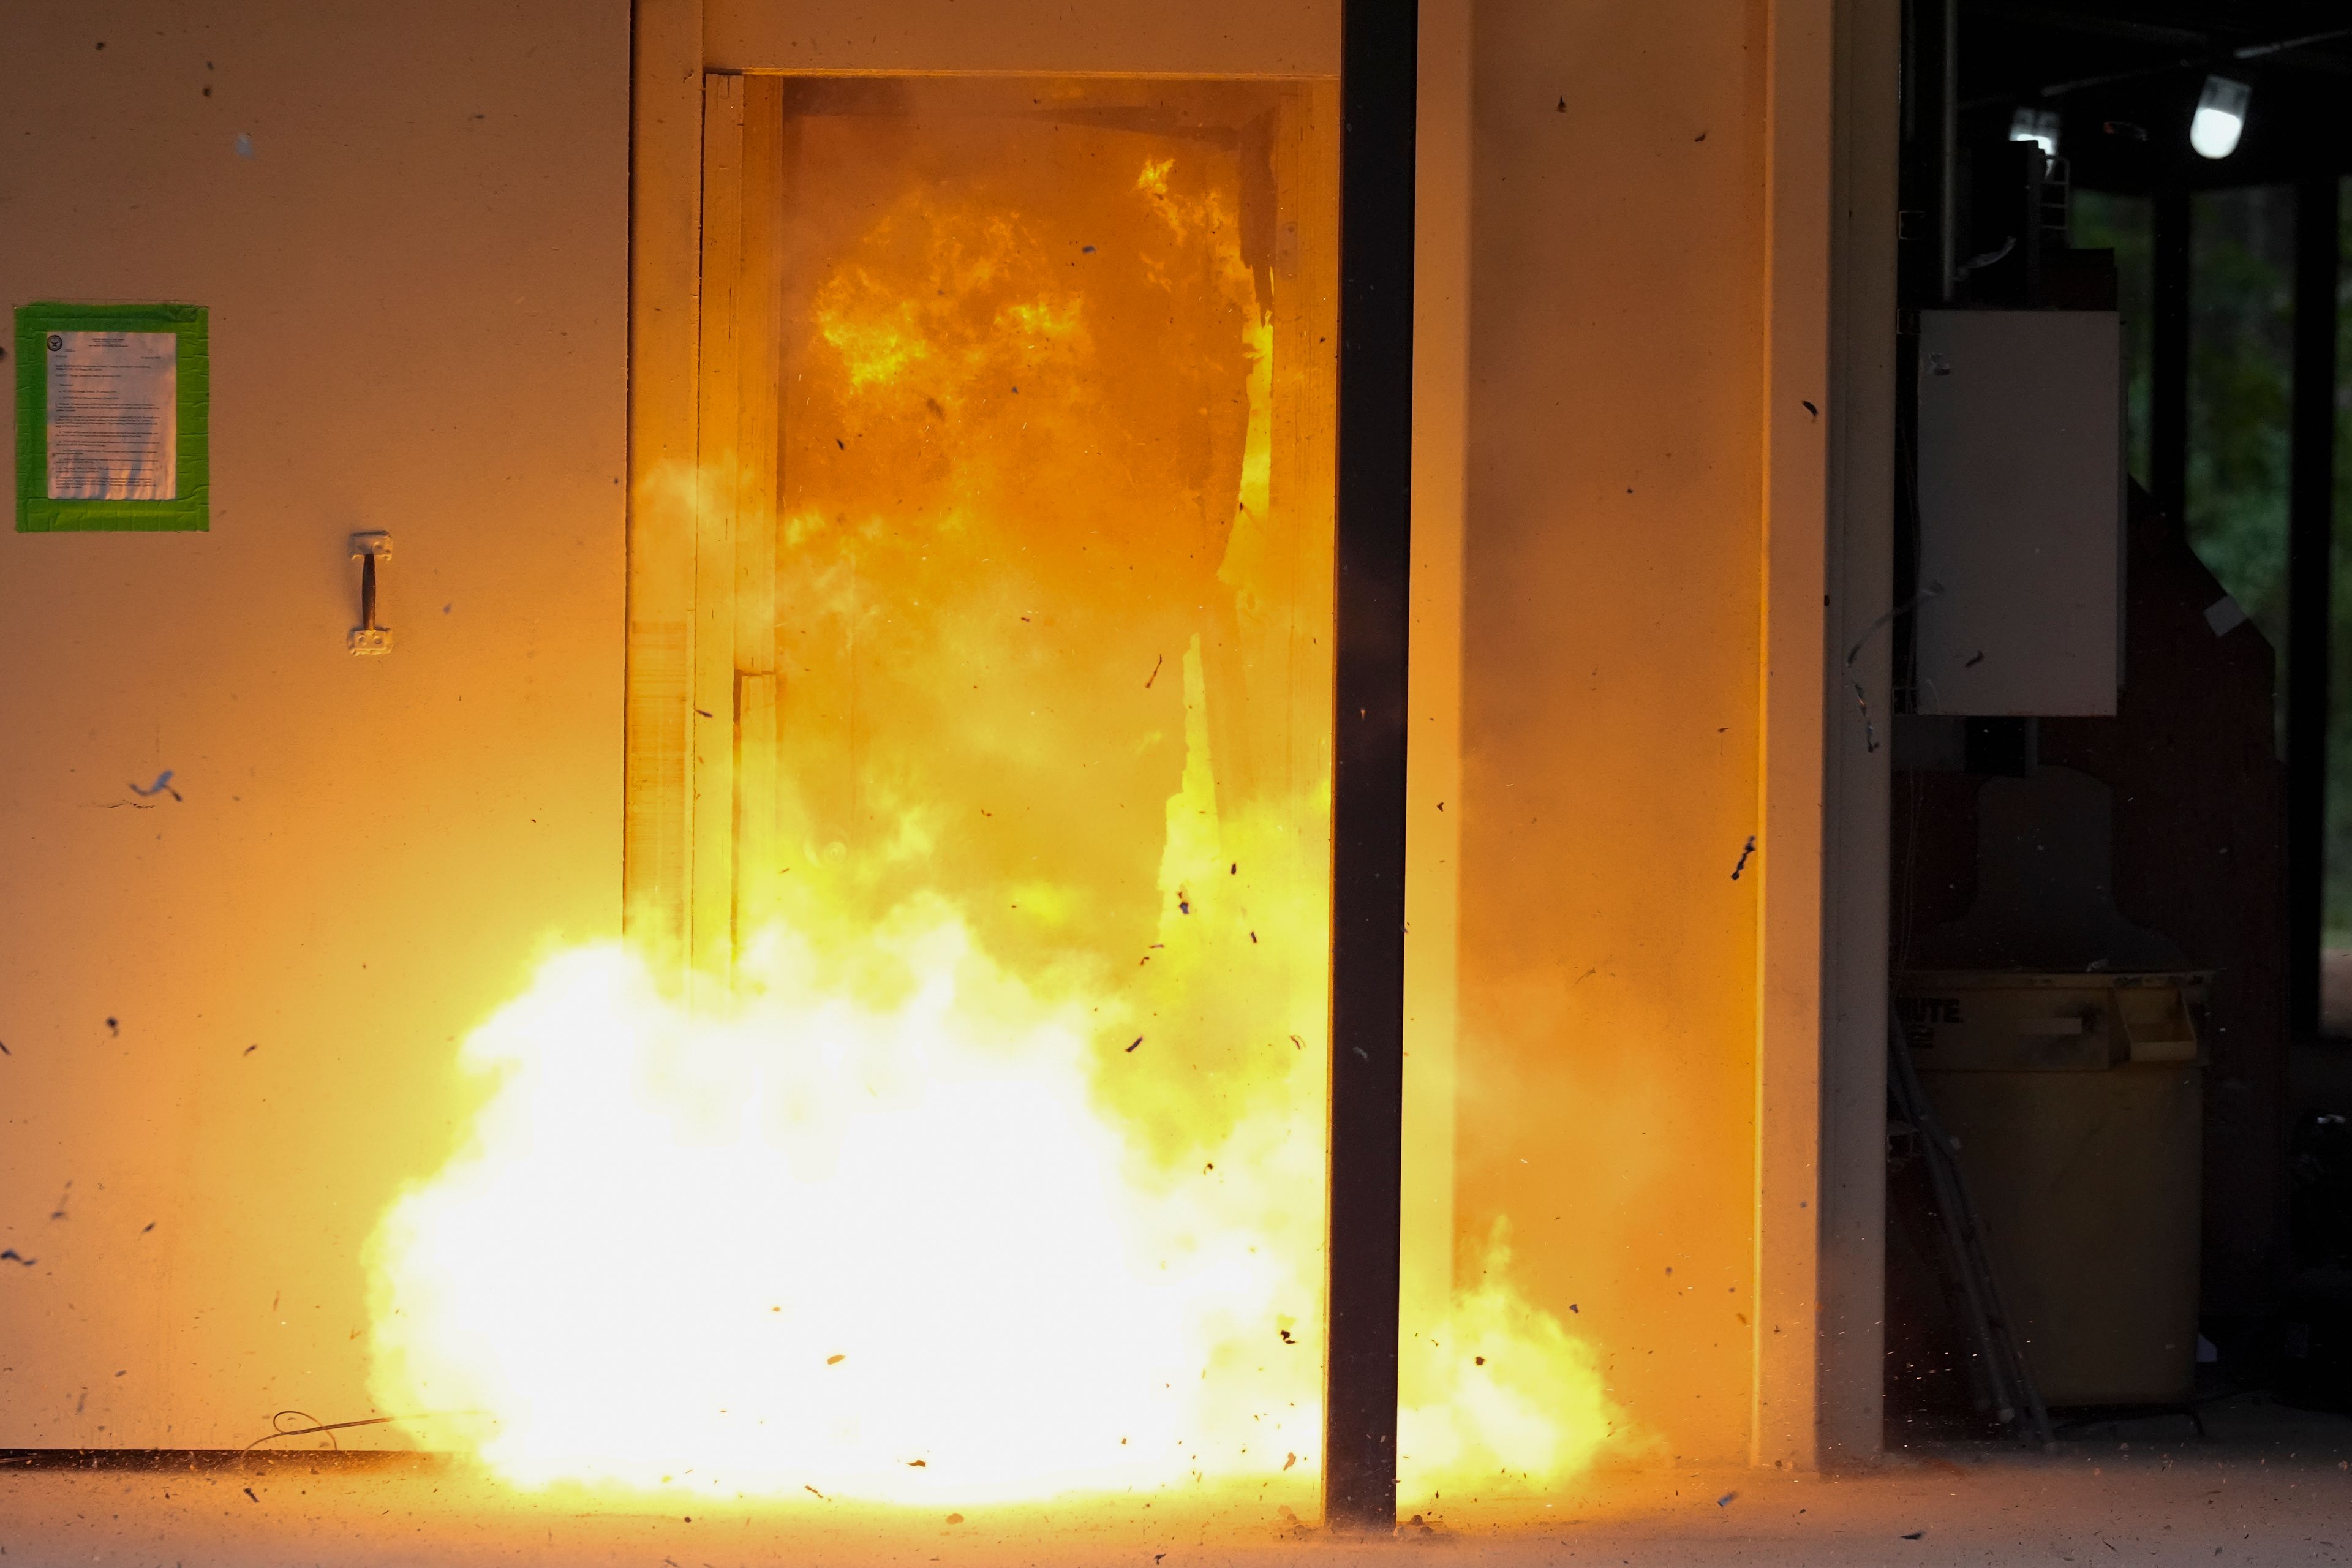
[
  {"xmin": 1754, "ymin": 0, "xmax": 1839, "ymax": 1474},
  {"xmin": 1755, "ymin": 0, "xmax": 1901, "ymax": 1472},
  {"xmin": 624, "ymin": 0, "xmax": 707, "ymax": 967}
]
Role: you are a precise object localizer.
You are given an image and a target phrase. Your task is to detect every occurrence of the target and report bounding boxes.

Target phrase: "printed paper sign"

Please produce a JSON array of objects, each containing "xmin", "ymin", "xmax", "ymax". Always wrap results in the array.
[
  {"xmin": 46, "ymin": 330, "xmax": 179, "ymax": 501},
  {"xmin": 15, "ymin": 301, "xmax": 207, "ymax": 532}
]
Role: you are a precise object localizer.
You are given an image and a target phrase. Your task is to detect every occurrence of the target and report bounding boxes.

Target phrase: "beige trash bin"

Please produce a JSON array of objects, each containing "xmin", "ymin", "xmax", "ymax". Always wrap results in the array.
[{"xmin": 1896, "ymin": 970, "xmax": 2207, "ymax": 1408}]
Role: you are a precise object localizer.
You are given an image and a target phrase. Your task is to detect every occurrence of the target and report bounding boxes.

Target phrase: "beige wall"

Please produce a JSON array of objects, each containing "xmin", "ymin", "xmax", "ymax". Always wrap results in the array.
[
  {"xmin": 1, "ymin": 0, "xmax": 1872, "ymax": 1468},
  {"xmin": 0, "ymin": 1, "xmax": 627, "ymax": 1444},
  {"xmin": 706, "ymin": 0, "xmax": 1339, "ymax": 75},
  {"xmin": 1453, "ymin": 0, "xmax": 1774, "ymax": 1463}
]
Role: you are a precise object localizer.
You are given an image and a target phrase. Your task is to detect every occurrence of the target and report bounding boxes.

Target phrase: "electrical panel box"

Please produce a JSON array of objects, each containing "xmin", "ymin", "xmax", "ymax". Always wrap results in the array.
[{"xmin": 1913, "ymin": 309, "xmax": 2123, "ymax": 716}]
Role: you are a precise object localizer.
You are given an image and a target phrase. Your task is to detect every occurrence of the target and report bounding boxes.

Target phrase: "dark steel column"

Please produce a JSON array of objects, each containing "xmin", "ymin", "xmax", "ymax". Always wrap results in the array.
[
  {"xmin": 1324, "ymin": 0, "xmax": 1416, "ymax": 1534},
  {"xmin": 2289, "ymin": 174, "xmax": 2340, "ymax": 1040},
  {"xmin": 2150, "ymin": 183, "xmax": 2192, "ymax": 528}
]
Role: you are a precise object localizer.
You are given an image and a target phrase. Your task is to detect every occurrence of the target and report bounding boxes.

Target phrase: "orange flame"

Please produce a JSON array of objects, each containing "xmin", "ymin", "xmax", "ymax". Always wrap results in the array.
[{"xmin": 368, "ymin": 108, "xmax": 1620, "ymax": 1511}]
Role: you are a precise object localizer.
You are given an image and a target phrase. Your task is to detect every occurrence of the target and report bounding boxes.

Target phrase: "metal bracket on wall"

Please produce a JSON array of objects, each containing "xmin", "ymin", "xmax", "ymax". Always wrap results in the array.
[{"xmin": 348, "ymin": 531, "xmax": 393, "ymax": 655}]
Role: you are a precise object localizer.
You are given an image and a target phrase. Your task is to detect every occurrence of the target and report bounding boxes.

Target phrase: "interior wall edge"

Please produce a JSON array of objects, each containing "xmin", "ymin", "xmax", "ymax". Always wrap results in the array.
[
  {"xmin": 1814, "ymin": 0, "xmax": 1900, "ymax": 1468},
  {"xmin": 624, "ymin": 0, "xmax": 707, "ymax": 967},
  {"xmin": 1402, "ymin": 0, "xmax": 1474, "ymax": 1330},
  {"xmin": 1755, "ymin": 0, "xmax": 1839, "ymax": 1472}
]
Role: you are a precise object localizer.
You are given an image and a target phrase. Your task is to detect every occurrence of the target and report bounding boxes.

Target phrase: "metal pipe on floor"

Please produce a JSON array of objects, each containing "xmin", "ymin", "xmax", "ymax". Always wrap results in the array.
[{"xmin": 1888, "ymin": 1004, "xmax": 2054, "ymax": 1449}]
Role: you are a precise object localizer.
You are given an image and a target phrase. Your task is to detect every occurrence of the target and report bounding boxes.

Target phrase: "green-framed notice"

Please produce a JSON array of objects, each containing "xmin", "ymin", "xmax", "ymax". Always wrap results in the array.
[{"xmin": 14, "ymin": 301, "xmax": 209, "ymax": 532}]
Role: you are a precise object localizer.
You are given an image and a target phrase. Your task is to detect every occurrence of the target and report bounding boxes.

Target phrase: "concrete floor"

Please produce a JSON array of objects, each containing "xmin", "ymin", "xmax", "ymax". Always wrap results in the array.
[{"xmin": 3, "ymin": 1397, "xmax": 2348, "ymax": 1567}]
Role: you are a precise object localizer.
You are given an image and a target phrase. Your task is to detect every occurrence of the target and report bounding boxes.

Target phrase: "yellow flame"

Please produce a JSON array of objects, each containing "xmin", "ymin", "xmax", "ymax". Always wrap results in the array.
[
  {"xmin": 369, "ymin": 121, "xmax": 1623, "ymax": 1512},
  {"xmin": 366, "ymin": 908, "xmax": 1324, "ymax": 1501}
]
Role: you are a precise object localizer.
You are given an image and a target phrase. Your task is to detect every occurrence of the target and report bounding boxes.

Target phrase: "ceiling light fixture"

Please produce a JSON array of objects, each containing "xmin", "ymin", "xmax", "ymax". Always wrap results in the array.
[
  {"xmin": 2008, "ymin": 105, "xmax": 2061, "ymax": 158},
  {"xmin": 2190, "ymin": 75, "xmax": 2250, "ymax": 160}
]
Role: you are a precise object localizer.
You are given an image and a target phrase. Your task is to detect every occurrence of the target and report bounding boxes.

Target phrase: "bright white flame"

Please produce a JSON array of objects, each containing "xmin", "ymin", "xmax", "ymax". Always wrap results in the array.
[
  {"xmin": 366, "ymin": 889, "xmax": 1626, "ymax": 1507},
  {"xmin": 366, "ymin": 897, "xmax": 1332, "ymax": 1503},
  {"xmin": 2191, "ymin": 76, "xmax": 2249, "ymax": 160}
]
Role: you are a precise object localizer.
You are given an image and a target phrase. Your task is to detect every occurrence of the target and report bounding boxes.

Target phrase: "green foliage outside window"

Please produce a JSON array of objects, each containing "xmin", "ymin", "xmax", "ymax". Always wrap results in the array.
[{"xmin": 2071, "ymin": 183, "xmax": 2352, "ymax": 944}]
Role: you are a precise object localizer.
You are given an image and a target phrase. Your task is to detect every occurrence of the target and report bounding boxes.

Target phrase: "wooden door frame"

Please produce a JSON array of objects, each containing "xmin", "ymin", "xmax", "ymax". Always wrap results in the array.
[
  {"xmin": 623, "ymin": 0, "xmax": 1902, "ymax": 1491},
  {"xmin": 624, "ymin": 0, "xmax": 704, "ymax": 974}
]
